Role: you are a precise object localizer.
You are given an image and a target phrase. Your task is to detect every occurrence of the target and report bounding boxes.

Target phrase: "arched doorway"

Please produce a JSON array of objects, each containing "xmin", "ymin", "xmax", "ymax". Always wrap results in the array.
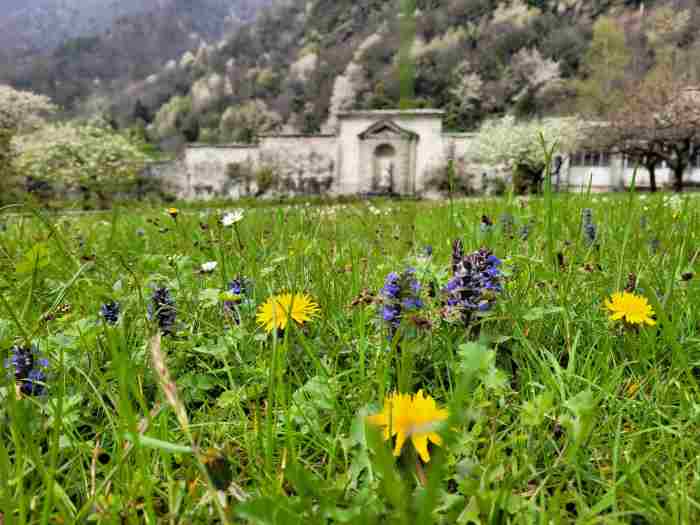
[
  {"xmin": 358, "ymin": 118, "xmax": 418, "ymax": 195},
  {"xmin": 373, "ymin": 143, "xmax": 397, "ymax": 194}
]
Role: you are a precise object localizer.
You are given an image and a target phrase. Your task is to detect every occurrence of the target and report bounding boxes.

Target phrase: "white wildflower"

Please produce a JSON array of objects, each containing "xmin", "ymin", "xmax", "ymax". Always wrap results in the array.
[
  {"xmin": 221, "ymin": 209, "xmax": 245, "ymax": 227},
  {"xmin": 201, "ymin": 261, "xmax": 218, "ymax": 273}
]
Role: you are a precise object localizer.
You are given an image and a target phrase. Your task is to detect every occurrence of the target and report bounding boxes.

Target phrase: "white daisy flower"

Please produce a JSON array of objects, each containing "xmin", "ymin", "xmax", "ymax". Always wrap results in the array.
[
  {"xmin": 221, "ymin": 209, "xmax": 245, "ymax": 227},
  {"xmin": 201, "ymin": 261, "xmax": 218, "ymax": 273}
]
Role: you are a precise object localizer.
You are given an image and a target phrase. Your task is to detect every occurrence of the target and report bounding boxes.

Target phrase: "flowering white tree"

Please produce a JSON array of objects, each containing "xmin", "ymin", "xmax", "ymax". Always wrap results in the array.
[
  {"xmin": 151, "ymin": 95, "xmax": 193, "ymax": 140},
  {"xmin": 450, "ymin": 60, "xmax": 483, "ymax": 111},
  {"xmin": 1, "ymin": 85, "xmax": 58, "ymax": 200},
  {"xmin": 219, "ymin": 99, "xmax": 281, "ymax": 143},
  {"xmin": 0, "ymin": 85, "xmax": 57, "ymax": 132},
  {"xmin": 492, "ymin": 0, "xmax": 541, "ymax": 28},
  {"xmin": 510, "ymin": 48, "xmax": 561, "ymax": 94},
  {"xmin": 13, "ymin": 119, "xmax": 149, "ymax": 201},
  {"xmin": 470, "ymin": 115, "xmax": 582, "ymax": 191}
]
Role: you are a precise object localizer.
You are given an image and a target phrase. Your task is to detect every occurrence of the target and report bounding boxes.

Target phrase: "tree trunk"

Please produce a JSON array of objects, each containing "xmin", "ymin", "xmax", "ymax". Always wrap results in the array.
[
  {"xmin": 514, "ymin": 163, "xmax": 544, "ymax": 195},
  {"xmin": 644, "ymin": 162, "xmax": 657, "ymax": 192},
  {"xmin": 670, "ymin": 140, "xmax": 691, "ymax": 193},
  {"xmin": 672, "ymin": 166, "xmax": 684, "ymax": 192}
]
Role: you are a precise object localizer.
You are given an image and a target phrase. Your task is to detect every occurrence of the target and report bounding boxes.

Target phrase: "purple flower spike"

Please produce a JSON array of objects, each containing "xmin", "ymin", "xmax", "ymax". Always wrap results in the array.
[
  {"xmin": 224, "ymin": 276, "xmax": 251, "ymax": 324},
  {"xmin": 4, "ymin": 344, "xmax": 49, "ymax": 396},
  {"xmin": 443, "ymin": 245, "xmax": 503, "ymax": 326},
  {"xmin": 150, "ymin": 287, "xmax": 177, "ymax": 336},
  {"xmin": 380, "ymin": 268, "xmax": 424, "ymax": 338},
  {"xmin": 100, "ymin": 301, "xmax": 120, "ymax": 325}
]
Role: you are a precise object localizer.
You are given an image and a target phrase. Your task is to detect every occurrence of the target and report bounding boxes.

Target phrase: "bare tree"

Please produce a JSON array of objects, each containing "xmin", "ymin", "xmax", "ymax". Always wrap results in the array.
[{"xmin": 585, "ymin": 65, "xmax": 700, "ymax": 192}]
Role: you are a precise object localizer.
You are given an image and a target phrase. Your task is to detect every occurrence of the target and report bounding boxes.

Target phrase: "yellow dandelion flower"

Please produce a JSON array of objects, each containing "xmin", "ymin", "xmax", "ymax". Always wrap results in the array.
[
  {"xmin": 256, "ymin": 293, "xmax": 320, "ymax": 333},
  {"xmin": 604, "ymin": 291, "xmax": 656, "ymax": 326},
  {"xmin": 367, "ymin": 390, "xmax": 448, "ymax": 463},
  {"xmin": 167, "ymin": 207, "xmax": 179, "ymax": 219}
]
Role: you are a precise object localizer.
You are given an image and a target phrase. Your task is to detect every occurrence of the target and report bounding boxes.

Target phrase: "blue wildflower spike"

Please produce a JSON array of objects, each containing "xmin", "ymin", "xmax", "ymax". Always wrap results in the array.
[
  {"xmin": 224, "ymin": 276, "xmax": 251, "ymax": 323},
  {"xmin": 380, "ymin": 268, "xmax": 423, "ymax": 339},
  {"xmin": 451, "ymin": 239, "xmax": 464, "ymax": 274},
  {"xmin": 4, "ymin": 344, "xmax": 49, "ymax": 396},
  {"xmin": 582, "ymin": 208, "xmax": 597, "ymax": 246},
  {"xmin": 150, "ymin": 287, "xmax": 177, "ymax": 336},
  {"xmin": 100, "ymin": 301, "xmax": 120, "ymax": 325},
  {"xmin": 444, "ymin": 246, "xmax": 503, "ymax": 326}
]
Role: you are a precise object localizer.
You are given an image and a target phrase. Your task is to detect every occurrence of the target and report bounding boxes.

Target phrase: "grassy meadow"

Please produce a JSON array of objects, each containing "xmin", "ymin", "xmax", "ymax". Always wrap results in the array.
[{"xmin": 1, "ymin": 192, "xmax": 700, "ymax": 524}]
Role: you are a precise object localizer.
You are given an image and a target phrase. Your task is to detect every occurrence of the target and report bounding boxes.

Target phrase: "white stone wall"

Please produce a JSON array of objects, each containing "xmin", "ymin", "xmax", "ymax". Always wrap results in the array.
[
  {"xmin": 442, "ymin": 133, "xmax": 498, "ymax": 193},
  {"xmin": 619, "ymin": 165, "xmax": 700, "ymax": 188},
  {"xmin": 564, "ymin": 156, "xmax": 700, "ymax": 191},
  {"xmin": 336, "ymin": 114, "xmax": 374, "ymax": 194},
  {"xmin": 171, "ymin": 137, "xmax": 339, "ymax": 199},
  {"xmin": 567, "ymin": 166, "xmax": 618, "ymax": 191},
  {"xmin": 184, "ymin": 144, "xmax": 259, "ymax": 199},
  {"xmin": 140, "ymin": 160, "xmax": 189, "ymax": 198},
  {"xmin": 411, "ymin": 116, "xmax": 448, "ymax": 192},
  {"xmin": 258, "ymin": 135, "xmax": 337, "ymax": 195},
  {"xmin": 443, "ymin": 133, "xmax": 475, "ymax": 160},
  {"xmin": 685, "ymin": 168, "xmax": 700, "ymax": 185}
]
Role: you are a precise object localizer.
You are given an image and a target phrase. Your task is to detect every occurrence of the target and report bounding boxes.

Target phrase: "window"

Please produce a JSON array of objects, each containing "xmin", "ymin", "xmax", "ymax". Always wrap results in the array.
[
  {"xmin": 569, "ymin": 151, "xmax": 611, "ymax": 167},
  {"xmin": 691, "ymin": 148, "xmax": 700, "ymax": 169}
]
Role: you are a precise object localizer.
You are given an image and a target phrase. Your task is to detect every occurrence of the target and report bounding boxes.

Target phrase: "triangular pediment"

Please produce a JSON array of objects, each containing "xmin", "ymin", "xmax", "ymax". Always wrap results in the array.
[{"xmin": 358, "ymin": 119, "xmax": 418, "ymax": 140}]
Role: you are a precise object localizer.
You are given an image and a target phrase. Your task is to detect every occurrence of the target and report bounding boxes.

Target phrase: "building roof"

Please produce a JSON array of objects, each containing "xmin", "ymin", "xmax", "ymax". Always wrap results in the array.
[
  {"xmin": 257, "ymin": 133, "xmax": 337, "ymax": 138},
  {"xmin": 188, "ymin": 142, "xmax": 259, "ymax": 148},
  {"xmin": 337, "ymin": 109, "xmax": 445, "ymax": 118},
  {"xmin": 358, "ymin": 118, "xmax": 419, "ymax": 140}
]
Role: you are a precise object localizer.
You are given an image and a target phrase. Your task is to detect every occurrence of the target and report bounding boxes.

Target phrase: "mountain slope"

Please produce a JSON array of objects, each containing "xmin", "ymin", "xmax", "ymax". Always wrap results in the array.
[
  {"xmin": 1, "ymin": 0, "xmax": 168, "ymax": 53},
  {"xmin": 6, "ymin": 0, "xmax": 700, "ymax": 148},
  {"xmin": 0, "ymin": 0, "xmax": 273, "ymax": 108},
  {"xmin": 113, "ymin": 0, "xmax": 609, "ymax": 143}
]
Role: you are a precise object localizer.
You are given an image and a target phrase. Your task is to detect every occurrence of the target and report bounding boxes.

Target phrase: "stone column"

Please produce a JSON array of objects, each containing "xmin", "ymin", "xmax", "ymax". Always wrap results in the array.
[{"xmin": 611, "ymin": 154, "xmax": 625, "ymax": 191}]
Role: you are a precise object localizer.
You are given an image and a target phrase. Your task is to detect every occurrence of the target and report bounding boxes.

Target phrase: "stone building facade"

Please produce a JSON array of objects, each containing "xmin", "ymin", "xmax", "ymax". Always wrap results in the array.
[{"xmin": 148, "ymin": 109, "xmax": 700, "ymax": 199}]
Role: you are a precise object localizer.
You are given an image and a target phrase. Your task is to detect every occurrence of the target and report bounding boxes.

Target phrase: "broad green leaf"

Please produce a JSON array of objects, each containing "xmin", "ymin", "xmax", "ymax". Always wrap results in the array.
[
  {"xmin": 521, "ymin": 391, "xmax": 554, "ymax": 426},
  {"xmin": 15, "ymin": 243, "xmax": 50, "ymax": 275},
  {"xmin": 199, "ymin": 288, "xmax": 221, "ymax": 308}
]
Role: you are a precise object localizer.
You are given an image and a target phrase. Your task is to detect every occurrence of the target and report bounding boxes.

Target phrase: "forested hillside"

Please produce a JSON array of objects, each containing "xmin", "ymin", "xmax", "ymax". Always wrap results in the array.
[
  {"xmin": 0, "ymin": 0, "xmax": 273, "ymax": 109},
  {"xmin": 4, "ymin": 0, "xmax": 700, "ymax": 150},
  {"xmin": 0, "ymin": 0, "xmax": 152, "ymax": 52}
]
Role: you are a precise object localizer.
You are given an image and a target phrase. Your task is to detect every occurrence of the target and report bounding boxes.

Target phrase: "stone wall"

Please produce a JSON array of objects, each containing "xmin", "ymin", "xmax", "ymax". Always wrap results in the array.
[
  {"xmin": 184, "ymin": 144, "xmax": 259, "ymax": 199},
  {"xmin": 258, "ymin": 135, "xmax": 336, "ymax": 196},
  {"xmin": 441, "ymin": 133, "xmax": 497, "ymax": 193},
  {"xmin": 147, "ymin": 110, "xmax": 700, "ymax": 199},
  {"xmin": 140, "ymin": 160, "xmax": 189, "ymax": 198},
  {"xmin": 157, "ymin": 138, "xmax": 338, "ymax": 200},
  {"xmin": 443, "ymin": 133, "xmax": 474, "ymax": 160},
  {"xmin": 566, "ymin": 162, "xmax": 700, "ymax": 191}
]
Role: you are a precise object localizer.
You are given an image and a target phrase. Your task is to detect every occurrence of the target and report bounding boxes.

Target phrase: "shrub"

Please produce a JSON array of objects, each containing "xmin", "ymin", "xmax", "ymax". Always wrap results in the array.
[
  {"xmin": 424, "ymin": 158, "xmax": 476, "ymax": 195},
  {"xmin": 219, "ymin": 100, "xmax": 281, "ymax": 144},
  {"xmin": 254, "ymin": 165, "xmax": 277, "ymax": 195},
  {"xmin": 226, "ymin": 162, "xmax": 256, "ymax": 196},
  {"xmin": 12, "ymin": 119, "xmax": 150, "ymax": 207}
]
